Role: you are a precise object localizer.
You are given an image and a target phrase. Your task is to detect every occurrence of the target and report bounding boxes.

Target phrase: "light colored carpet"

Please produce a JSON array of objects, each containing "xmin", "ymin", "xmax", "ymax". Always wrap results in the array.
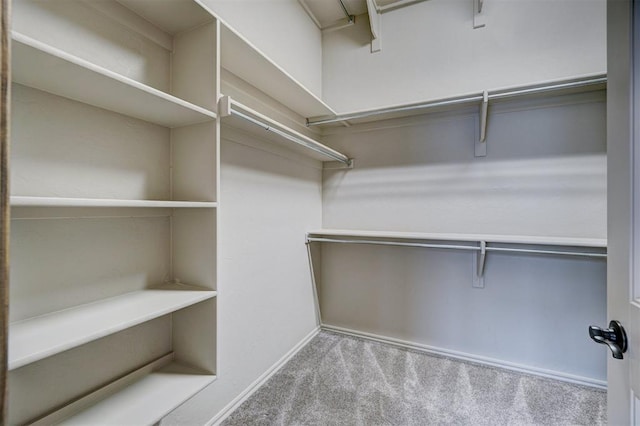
[{"xmin": 223, "ymin": 331, "xmax": 606, "ymax": 425}]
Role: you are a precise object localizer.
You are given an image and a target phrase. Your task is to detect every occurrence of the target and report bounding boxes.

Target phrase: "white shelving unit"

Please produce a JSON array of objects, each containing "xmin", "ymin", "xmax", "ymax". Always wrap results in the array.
[{"xmin": 8, "ymin": 0, "xmax": 220, "ymax": 424}]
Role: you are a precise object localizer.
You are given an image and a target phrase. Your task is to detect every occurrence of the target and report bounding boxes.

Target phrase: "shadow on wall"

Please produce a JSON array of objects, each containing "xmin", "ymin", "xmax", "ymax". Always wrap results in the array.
[
  {"xmin": 13, "ymin": 0, "xmax": 169, "ymax": 90},
  {"xmin": 321, "ymin": 93, "xmax": 607, "ymax": 238},
  {"xmin": 317, "ymin": 242, "xmax": 607, "ymax": 382},
  {"xmin": 323, "ymin": 92, "xmax": 606, "ymax": 168}
]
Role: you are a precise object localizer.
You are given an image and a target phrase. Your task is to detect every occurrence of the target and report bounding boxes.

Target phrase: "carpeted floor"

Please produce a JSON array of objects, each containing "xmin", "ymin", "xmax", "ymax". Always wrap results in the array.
[{"xmin": 223, "ymin": 331, "xmax": 606, "ymax": 426}]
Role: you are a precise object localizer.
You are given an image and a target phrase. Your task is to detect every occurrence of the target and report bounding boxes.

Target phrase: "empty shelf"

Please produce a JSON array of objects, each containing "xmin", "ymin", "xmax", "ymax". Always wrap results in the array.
[
  {"xmin": 12, "ymin": 32, "xmax": 216, "ymax": 128},
  {"xmin": 220, "ymin": 23, "xmax": 335, "ymax": 118},
  {"xmin": 60, "ymin": 362, "xmax": 215, "ymax": 425},
  {"xmin": 32, "ymin": 355, "xmax": 216, "ymax": 426},
  {"xmin": 9, "ymin": 286, "xmax": 217, "ymax": 370},
  {"xmin": 11, "ymin": 196, "xmax": 217, "ymax": 209}
]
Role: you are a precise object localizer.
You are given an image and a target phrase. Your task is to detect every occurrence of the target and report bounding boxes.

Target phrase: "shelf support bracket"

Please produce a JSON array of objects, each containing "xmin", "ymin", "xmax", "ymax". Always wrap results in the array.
[
  {"xmin": 480, "ymin": 90, "xmax": 489, "ymax": 142},
  {"xmin": 473, "ymin": 0, "xmax": 486, "ymax": 28},
  {"xmin": 475, "ymin": 90, "xmax": 488, "ymax": 157},
  {"xmin": 473, "ymin": 241, "xmax": 486, "ymax": 288},
  {"xmin": 366, "ymin": 0, "xmax": 382, "ymax": 53}
]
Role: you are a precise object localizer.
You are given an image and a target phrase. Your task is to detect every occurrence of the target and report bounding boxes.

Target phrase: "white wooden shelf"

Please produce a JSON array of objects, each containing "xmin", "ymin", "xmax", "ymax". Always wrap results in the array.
[
  {"xmin": 59, "ymin": 361, "xmax": 215, "ymax": 426},
  {"xmin": 307, "ymin": 229, "xmax": 607, "ymax": 248},
  {"xmin": 30, "ymin": 354, "xmax": 216, "ymax": 426},
  {"xmin": 220, "ymin": 23, "xmax": 335, "ymax": 118},
  {"xmin": 12, "ymin": 32, "xmax": 217, "ymax": 128},
  {"xmin": 9, "ymin": 285, "xmax": 217, "ymax": 370},
  {"xmin": 11, "ymin": 196, "xmax": 217, "ymax": 209}
]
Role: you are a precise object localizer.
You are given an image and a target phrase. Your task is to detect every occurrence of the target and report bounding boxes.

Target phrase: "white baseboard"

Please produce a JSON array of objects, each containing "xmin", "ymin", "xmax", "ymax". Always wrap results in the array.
[
  {"xmin": 207, "ymin": 326, "xmax": 321, "ymax": 426},
  {"xmin": 322, "ymin": 324, "xmax": 607, "ymax": 390}
]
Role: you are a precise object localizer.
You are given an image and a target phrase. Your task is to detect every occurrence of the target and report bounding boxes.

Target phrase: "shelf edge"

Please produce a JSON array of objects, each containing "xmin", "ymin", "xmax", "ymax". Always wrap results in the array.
[
  {"xmin": 10, "ymin": 196, "xmax": 217, "ymax": 209},
  {"xmin": 307, "ymin": 229, "xmax": 607, "ymax": 248}
]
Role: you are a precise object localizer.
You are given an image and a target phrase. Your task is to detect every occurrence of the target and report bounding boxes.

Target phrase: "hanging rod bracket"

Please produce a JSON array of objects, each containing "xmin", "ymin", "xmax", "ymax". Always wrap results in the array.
[
  {"xmin": 475, "ymin": 90, "xmax": 489, "ymax": 157},
  {"xmin": 473, "ymin": 0, "xmax": 486, "ymax": 28},
  {"xmin": 475, "ymin": 90, "xmax": 488, "ymax": 157},
  {"xmin": 480, "ymin": 90, "xmax": 489, "ymax": 142},
  {"xmin": 473, "ymin": 241, "xmax": 486, "ymax": 288}
]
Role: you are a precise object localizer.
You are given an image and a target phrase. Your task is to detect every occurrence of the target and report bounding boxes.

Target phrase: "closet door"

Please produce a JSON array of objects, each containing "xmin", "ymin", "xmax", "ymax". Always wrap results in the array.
[{"xmin": 606, "ymin": 0, "xmax": 640, "ymax": 424}]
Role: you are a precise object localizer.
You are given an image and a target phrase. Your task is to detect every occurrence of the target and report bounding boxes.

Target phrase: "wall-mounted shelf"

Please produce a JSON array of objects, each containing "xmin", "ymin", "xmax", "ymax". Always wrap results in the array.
[
  {"xmin": 307, "ymin": 229, "xmax": 607, "ymax": 288},
  {"xmin": 307, "ymin": 229, "xmax": 607, "ymax": 248},
  {"xmin": 220, "ymin": 96, "xmax": 352, "ymax": 166},
  {"xmin": 220, "ymin": 23, "xmax": 335, "ymax": 118},
  {"xmin": 307, "ymin": 74, "xmax": 607, "ymax": 128},
  {"xmin": 10, "ymin": 196, "xmax": 217, "ymax": 209},
  {"xmin": 9, "ymin": 285, "xmax": 216, "ymax": 370},
  {"xmin": 12, "ymin": 32, "xmax": 217, "ymax": 128}
]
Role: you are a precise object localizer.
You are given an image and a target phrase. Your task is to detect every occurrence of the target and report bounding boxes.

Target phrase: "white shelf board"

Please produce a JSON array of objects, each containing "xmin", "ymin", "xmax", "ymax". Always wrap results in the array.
[
  {"xmin": 60, "ymin": 361, "xmax": 215, "ymax": 426},
  {"xmin": 308, "ymin": 73, "xmax": 607, "ymax": 127},
  {"xmin": 12, "ymin": 32, "xmax": 216, "ymax": 128},
  {"xmin": 220, "ymin": 23, "xmax": 335, "ymax": 118},
  {"xmin": 11, "ymin": 196, "xmax": 217, "ymax": 209},
  {"xmin": 116, "ymin": 0, "xmax": 214, "ymax": 36},
  {"xmin": 9, "ymin": 286, "xmax": 217, "ymax": 370},
  {"xmin": 307, "ymin": 229, "xmax": 607, "ymax": 248}
]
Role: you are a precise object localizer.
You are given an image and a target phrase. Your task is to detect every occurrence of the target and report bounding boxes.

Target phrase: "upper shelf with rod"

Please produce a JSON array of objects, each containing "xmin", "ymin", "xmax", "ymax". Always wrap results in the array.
[
  {"xmin": 306, "ymin": 229, "xmax": 607, "ymax": 288},
  {"xmin": 219, "ymin": 96, "xmax": 353, "ymax": 167},
  {"xmin": 306, "ymin": 74, "xmax": 607, "ymax": 129}
]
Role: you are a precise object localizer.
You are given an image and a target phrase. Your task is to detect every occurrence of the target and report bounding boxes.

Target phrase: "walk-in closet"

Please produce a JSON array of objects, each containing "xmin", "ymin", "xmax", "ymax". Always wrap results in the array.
[{"xmin": 0, "ymin": 0, "xmax": 636, "ymax": 424}]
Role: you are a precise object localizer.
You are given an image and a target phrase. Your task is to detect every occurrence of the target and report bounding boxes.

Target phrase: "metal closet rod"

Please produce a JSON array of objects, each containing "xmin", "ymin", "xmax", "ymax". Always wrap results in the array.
[
  {"xmin": 306, "ymin": 75, "xmax": 607, "ymax": 126},
  {"xmin": 229, "ymin": 106, "xmax": 352, "ymax": 166},
  {"xmin": 338, "ymin": 0, "xmax": 354, "ymax": 22},
  {"xmin": 306, "ymin": 236, "xmax": 607, "ymax": 258}
]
